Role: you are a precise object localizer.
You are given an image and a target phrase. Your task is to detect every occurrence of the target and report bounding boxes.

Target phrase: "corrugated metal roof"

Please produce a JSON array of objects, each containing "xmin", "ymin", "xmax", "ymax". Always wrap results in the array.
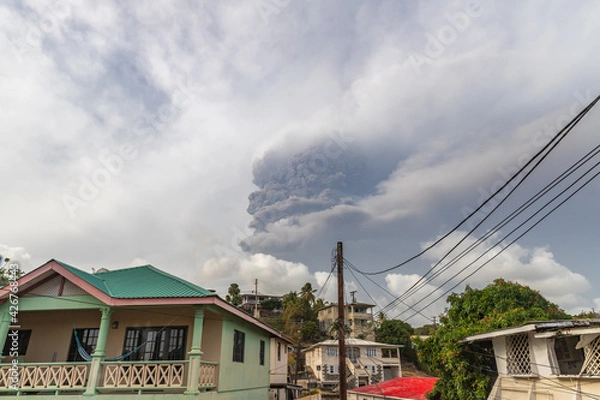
[
  {"xmin": 349, "ymin": 377, "xmax": 438, "ymax": 400},
  {"xmin": 56, "ymin": 260, "xmax": 215, "ymax": 299}
]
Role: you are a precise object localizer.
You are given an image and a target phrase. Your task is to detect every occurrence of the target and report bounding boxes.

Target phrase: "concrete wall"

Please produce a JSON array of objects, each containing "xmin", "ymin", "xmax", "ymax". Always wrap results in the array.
[
  {"xmin": 216, "ymin": 316, "xmax": 271, "ymax": 397},
  {"xmin": 270, "ymin": 338, "xmax": 289, "ymax": 385}
]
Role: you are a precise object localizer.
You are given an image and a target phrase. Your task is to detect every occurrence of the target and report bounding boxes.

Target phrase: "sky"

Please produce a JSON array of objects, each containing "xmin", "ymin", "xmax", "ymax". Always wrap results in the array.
[{"xmin": 1, "ymin": 0, "xmax": 600, "ymax": 326}]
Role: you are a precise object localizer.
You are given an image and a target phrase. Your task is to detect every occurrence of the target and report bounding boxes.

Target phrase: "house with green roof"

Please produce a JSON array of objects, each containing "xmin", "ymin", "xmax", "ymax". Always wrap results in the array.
[{"xmin": 0, "ymin": 259, "xmax": 293, "ymax": 399}]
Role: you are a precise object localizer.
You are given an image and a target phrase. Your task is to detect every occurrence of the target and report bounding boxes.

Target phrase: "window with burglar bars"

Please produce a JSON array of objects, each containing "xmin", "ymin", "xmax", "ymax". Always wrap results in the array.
[
  {"xmin": 122, "ymin": 326, "xmax": 187, "ymax": 361},
  {"xmin": 581, "ymin": 336, "xmax": 600, "ymax": 376},
  {"xmin": 506, "ymin": 333, "xmax": 532, "ymax": 375},
  {"xmin": 68, "ymin": 328, "xmax": 99, "ymax": 361}
]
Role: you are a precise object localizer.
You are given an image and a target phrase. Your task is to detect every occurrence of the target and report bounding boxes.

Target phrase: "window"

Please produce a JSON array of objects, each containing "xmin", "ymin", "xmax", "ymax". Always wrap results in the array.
[
  {"xmin": 326, "ymin": 347, "xmax": 338, "ymax": 357},
  {"xmin": 233, "ymin": 330, "xmax": 245, "ymax": 363},
  {"xmin": 328, "ymin": 365, "xmax": 339, "ymax": 374},
  {"xmin": 259, "ymin": 340, "xmax": 265, "ymax": 365},
  {"xmin": 366, "ymin": 348, "xmax": 377, "ymax": 358},
  {"xmin": 277, "ymin": 341, "xmax": 281, "ymax": 361},
  {"xmin": 123, "ymin": 326, "xmax": 187, "ymax": 361},
  {"xmin": 347, "ymin": 347, "xmax": 361, "ymax": 362},
  {"xmin": 68, "ymin": 328, "xmax": 99, "ymax": 361},
  {"xmin": 554, "ymin": 336, "xmax": 584, "ymax": 375},
  {"xmin": 506, "ymin": 333, "xmax": 532, "ymax": 375},
  {"xmin": 2, "ymin": 330, "xmax": 32, "ymax": 356},
  {"xmin": 381, "ymin": 348, "xmax": 398, "ymax": 358}
]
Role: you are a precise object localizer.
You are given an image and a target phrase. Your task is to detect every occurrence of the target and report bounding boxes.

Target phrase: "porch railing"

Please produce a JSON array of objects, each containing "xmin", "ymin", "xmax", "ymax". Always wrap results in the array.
[
  {"xmin": 0, "ymin": 360, "xmax": 218, "ymax": 393},
  {"xmin": 198, "ymin": 361, "xmax": 217, "ymax": 388},
  {"xmin": 101, "ymin": 360, "xmax": 187, "ymax": 389},
  {"xmin": 0, "ymin": 362, "xmax": 89, "ymax": 391}
]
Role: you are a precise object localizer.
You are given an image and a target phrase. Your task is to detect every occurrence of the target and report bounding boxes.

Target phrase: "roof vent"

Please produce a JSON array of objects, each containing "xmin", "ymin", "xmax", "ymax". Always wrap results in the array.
[{"xmin": 95, "ymin": 268, "xmax": 110, "ymax": 274}]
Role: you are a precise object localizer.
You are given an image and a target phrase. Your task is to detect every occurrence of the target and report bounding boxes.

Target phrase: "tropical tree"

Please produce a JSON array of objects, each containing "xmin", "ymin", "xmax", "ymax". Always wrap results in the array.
[
  {"xmin": 0, "ymin": 257, "xmax": 22, "ymax": 286},
  {"xmin": 225, "ymin": 283, "xmax": 242, "ymax": 306},
  {"xmin": 417, "ymin": 279, "xmax": 569, "ymax": 400},
  {"xmin": 300, "ymin": 282, "xmax": 316, "ymax": 306}
]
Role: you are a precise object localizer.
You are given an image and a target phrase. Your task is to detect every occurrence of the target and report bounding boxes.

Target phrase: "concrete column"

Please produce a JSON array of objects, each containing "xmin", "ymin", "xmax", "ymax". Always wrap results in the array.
[
  {"xmin": 84, "ymin": 307, "xmax": 112, "ymax": 396},
  {"xmin": 184, "ymin": 306, "xmax": 204, "ymax": 395},
  {"xmin": 0, "ymin": 303, "xmax": 12, "ymax": 355}
]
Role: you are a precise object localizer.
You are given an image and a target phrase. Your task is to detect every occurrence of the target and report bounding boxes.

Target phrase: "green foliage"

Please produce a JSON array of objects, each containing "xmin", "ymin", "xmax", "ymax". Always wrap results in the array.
[
  {"xmin": 225, "ymin": 283, "xmax": 242, "ymax": 306},
  {"xmin": 0, "ymin": 260, "xmax": 22, "ymax": 287},
  {"xmin": 260, "ymin": 298, "xmax": 282, "ymax": 311},
  {"xmin": 375, "ymin": 319, "xmax": 417, "ymax": 364},
  {"xmin": 414, "ymin": 324, "xmax": 437, "ymax": 336},
  {"xmin": 418, "ymin": 279, "xmax": 569, "ymax": 400}
]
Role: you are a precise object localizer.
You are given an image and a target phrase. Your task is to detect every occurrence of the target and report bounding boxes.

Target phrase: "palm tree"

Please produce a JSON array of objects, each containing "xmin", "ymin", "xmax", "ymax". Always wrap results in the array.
[{"xmin": 300, "ymin": 282, "xmax": 316, "ymax": 306}]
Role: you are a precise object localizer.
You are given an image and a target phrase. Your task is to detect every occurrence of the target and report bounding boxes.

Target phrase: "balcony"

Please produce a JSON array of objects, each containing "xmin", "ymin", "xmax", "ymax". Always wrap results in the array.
[{"xmin": 0, "ymin": 360, "xmax": 218, "ymax": 395}]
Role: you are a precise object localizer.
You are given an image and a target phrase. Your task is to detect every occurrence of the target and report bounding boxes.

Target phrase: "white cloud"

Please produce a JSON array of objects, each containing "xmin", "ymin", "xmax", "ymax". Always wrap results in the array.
[
  {"xmin": 196, "ymin": 253, "xmax": 317, "ymax": 296},
  {"xmin": 380, "ymin": 231, "xmax": 593, "ymax": 325}
]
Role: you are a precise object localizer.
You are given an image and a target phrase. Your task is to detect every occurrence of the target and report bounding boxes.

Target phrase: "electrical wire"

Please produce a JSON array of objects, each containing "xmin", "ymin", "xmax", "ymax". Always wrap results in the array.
[
  {"xmin": 378, "ymin": 141, "xmax": 600, "ymax": 316},
  {"xmin": 398, "ymin": 162, "xmax": 600, "ymax": 321},
  {"xmin": 344, "ymin": 258, "xmax": 435, "ymax": 323},
  {"xmin": 360, "ymin": 93, "xmax": 600, "ymax": 277}
]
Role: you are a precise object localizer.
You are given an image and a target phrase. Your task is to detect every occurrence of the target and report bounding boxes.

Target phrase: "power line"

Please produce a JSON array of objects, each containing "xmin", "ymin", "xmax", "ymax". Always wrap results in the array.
[
  {"xmin": 359, "ymin": 93, "xmax": 600, "ymax": 277},
  {"xmin": 378, "ymin": 141, "xmax": 600, "ymax": 316},
  {"xmin": 344, "ymin": 258, "xmax": 434, "ymax": 323},
  {"xmin": 398, "ymin": 163, "xmax": 600, "ymax": 321}
]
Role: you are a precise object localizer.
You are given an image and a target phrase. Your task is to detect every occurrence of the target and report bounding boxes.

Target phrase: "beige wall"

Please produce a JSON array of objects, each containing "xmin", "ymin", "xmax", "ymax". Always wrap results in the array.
[
  {"xmin": 16, "ymin": 309, "xmax": 100, "ymax": 363},
  {"xmin": 200, "ymin": 310, "xmax": 222, "ymax": 363},
  {"xmin": 8, "ymin": 305, "xmax": 225, "ymax": 363}
]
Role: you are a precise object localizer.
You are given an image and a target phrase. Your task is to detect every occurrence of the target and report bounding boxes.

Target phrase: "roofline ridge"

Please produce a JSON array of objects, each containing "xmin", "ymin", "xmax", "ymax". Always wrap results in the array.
[
  {"xmin": 54, "ymin": 259, "xmax": 115, "ymax": 297},
  {"xmin": 142, "ymin": 264, "xmax": 215, "ymax": 296}
]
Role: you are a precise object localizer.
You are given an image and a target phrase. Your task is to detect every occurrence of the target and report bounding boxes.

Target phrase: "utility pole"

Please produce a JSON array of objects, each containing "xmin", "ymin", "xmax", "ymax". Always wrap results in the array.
[
  {"xmin": 336, "ymin": 241, "xmax": 347, "ymax": 400},
  {"xmin": 254, "ymin": 279, "xmax": 259, "ymax": 318}
]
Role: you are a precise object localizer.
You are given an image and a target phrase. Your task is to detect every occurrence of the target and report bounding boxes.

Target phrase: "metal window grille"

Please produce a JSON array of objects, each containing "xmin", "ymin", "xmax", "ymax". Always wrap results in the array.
[
  {"xmin": 582, "ymin": 337, "xmax": 600, "ymax": 376},
  {"xmin": 506, "ymin": 333, "xmax": 532, "ymax": 375}
]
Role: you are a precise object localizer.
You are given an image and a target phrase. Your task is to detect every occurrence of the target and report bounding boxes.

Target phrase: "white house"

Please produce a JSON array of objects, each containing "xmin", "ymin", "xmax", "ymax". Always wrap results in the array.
[
  {"xmin": 464, "ymin": 319, "xmax": 600, "ymax": 400},
  {"xmin": 303, "ymin": 338, "xmax": 401, "ymax": 390}
]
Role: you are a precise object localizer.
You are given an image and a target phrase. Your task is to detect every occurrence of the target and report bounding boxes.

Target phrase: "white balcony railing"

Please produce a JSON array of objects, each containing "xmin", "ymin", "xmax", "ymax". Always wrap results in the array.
[
  {"xmin": 0, "ymin": 360, "xmax": 218, "ymax": 393},
  {"xmin": 0, "ymin": 362, "xmax": 89, "ymax": 391},
  {"xmin": 101, "ymin": 361, "xmax": 187, "ymax": 389}
]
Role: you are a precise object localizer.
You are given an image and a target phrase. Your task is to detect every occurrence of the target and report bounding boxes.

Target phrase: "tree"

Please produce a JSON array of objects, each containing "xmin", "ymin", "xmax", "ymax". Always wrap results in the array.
[
  {"xmin": 300, "ymin": 282, "xmax": 316, "ymax": 306},
  {"xmin": 225, "ymin": 283, "xmax": 242, "ymax": 306},
  {"xmin": 417, "ymin": 279, "xmax": 569, "ymax": 400},
  {"xmin": 260, "ymin": 298, "xmax": 282, "ymax": 311},
  {"xmin": 0, "ymin": 257, "xmax": 22, "ymax": 286},
  {"xmin": 375, "ymin": 319, "xmax": 418, "ymax": 364}
]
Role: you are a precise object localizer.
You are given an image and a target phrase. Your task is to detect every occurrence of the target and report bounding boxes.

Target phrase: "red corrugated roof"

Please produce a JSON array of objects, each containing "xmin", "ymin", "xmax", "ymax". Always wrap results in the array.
[{"xmin": 349, "ymin": 377, "xmax": 438, "ymax": 400}]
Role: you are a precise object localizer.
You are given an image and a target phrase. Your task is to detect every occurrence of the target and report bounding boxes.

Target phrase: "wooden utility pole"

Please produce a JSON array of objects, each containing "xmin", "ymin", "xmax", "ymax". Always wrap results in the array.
[{"xmin": 336, "ymin": 241, "xmax": 347, "ymax": 400}]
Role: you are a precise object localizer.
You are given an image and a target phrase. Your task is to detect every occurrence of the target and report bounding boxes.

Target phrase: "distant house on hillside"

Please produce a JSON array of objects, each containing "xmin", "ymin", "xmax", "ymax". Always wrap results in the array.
[
  {"xmin": 348, "ymin": 377, "xmax": 438, "ymax": 400},
  {"xmin": 317, "ymin": 302, "xmax": 375, "ymax": 340},
  {"xmin": 240, "ymin": 292, "xmax": 282, "ymax": 318},
  {"xmin": 0, "ymin": 259, "xmax": 293, "ymax": 400},
  {"xmin": 464, "ymin": 319, "xmax": 600, "ymax": 400},
  {"xmin": 303, "ymin": 338, "xmax": 401, "ymax": 390}
]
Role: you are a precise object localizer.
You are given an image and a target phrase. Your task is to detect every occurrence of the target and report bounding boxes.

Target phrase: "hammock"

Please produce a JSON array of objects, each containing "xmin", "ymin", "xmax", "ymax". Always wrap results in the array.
[{"xmin": 74, "ymin": 329, "xmax": 142, "ymax": 362}]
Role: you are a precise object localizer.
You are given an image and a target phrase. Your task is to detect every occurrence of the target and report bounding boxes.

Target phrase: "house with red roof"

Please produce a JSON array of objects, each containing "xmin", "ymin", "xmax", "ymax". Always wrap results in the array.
[
  {"xmin": 0, "ymin": 259, "xmax": 293, "ymax": 399},
  {"xmin": 347, "ymin": 377, "xmax": 438, "ymax": 400}
]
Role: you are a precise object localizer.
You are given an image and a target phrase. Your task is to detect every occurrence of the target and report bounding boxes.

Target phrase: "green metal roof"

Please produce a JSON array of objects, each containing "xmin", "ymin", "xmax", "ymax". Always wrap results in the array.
[{"xmin": 55, "ymin": 260, "xmax": 216, "ymax": 299}]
